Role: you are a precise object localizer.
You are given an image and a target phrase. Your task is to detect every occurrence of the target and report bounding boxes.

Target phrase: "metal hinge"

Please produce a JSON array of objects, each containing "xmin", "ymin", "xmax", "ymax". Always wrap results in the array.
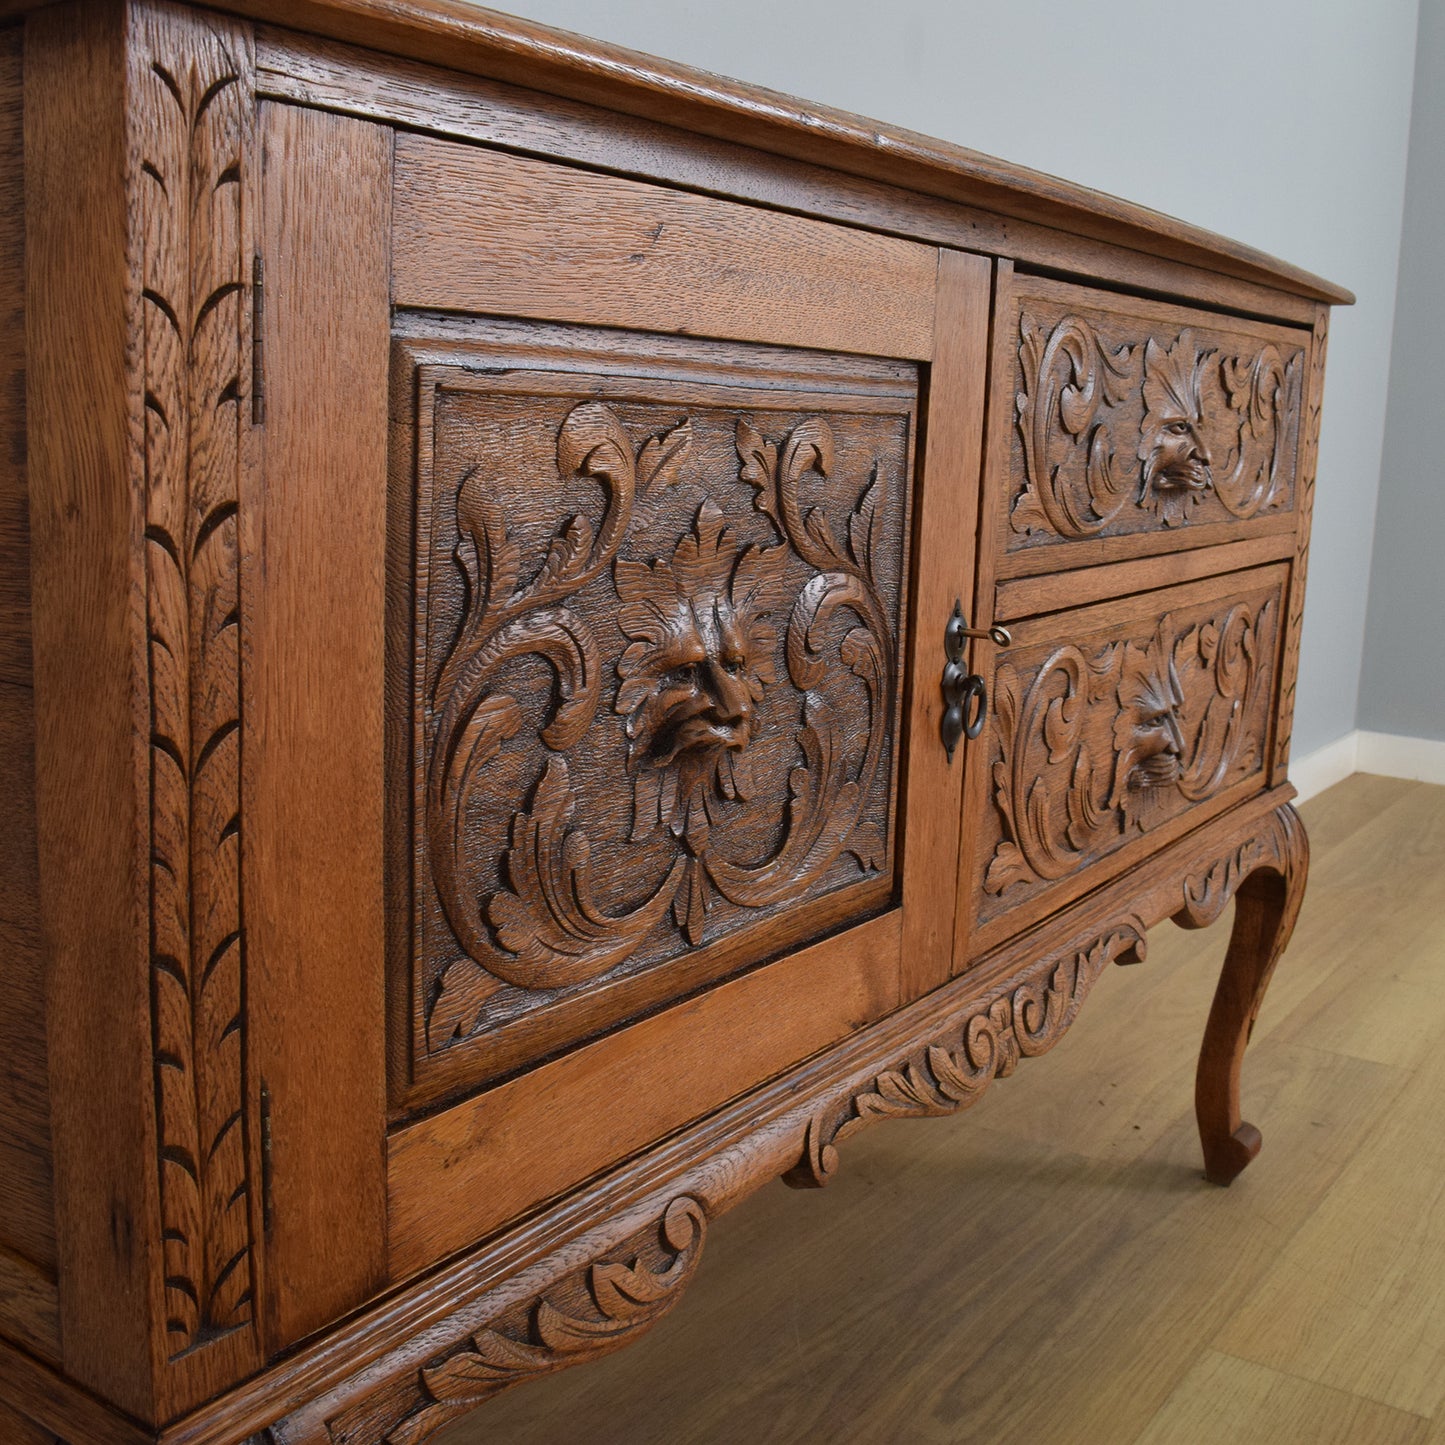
[
  {"xmin": 259, "ymin": 1080, "xmax": 274, "ymax": 1241},
  {"xmin": 251, "ymin": 253, "xmax": 265, "ymax": 425}
]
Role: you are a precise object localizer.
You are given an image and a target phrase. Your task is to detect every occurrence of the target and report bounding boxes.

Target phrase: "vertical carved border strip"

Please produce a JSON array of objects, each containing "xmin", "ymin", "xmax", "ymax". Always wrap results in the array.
[
  {"xmin": 134, "ymin": 2, "xmax": 257, "ymax": 1359},
  {"xmin": 1274, "ymin": 310, "xmax": 1328, "ymax": 776}
]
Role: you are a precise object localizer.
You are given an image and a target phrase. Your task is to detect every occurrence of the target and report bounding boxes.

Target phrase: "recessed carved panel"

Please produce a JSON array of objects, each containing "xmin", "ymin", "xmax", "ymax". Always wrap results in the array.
[
  {"xmin": 975, "ymin": 571, "xmax": 1284, "ymax": 926},
  {"xmin": 1007, "ymin": 279, "xmax": 1306, "ymax": 552},
  {"xmin": 395, "ymin": 334, "xmax": 915, "ymax": 1100}
]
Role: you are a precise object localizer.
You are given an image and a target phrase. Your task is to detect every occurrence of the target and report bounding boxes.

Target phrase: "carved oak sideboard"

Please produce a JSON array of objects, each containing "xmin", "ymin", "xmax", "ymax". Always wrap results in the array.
[{"xmin": 0, "ymin": 2, "xmax": 1348, "ymax": 1440}]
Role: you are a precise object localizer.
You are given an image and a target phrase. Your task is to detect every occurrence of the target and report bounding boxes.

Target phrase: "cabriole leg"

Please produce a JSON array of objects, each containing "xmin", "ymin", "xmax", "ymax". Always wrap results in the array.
[{"xmin": 1193, "ymin": 809, "xmax": 1310, "ymax": 1185}]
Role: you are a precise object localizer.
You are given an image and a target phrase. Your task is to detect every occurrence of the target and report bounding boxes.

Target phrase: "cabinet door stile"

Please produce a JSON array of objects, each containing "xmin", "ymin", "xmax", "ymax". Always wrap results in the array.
[
  {"xmin": 953, "ymin": 259, "xmax": 1018, "ymax": 967},
  {"xmin": 898, "ymin": 248, "xmax": 992, "ymax": 1001},
  {"xmin": 247, "ymin": 101, "xmax": 393, "ymax": 1356}
]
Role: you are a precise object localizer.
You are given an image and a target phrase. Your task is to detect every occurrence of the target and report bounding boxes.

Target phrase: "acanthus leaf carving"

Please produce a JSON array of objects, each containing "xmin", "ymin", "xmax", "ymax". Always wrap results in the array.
[
  {"xmin": 1175, "ymin": 804, "xmax": 1304, "ymax": 931},
  {"xmin": 421, "ymin": 391, "xmax": 904, "ymax": 1060},
  {"xmin": 484, "ymin": 758, "xmax": 688, "ymax": 989},
  {"xmin": 1011, "ymin": 301, "xmax": 1303, "ymax": 543},
  {"xmin": 383, "ymin": 1197, "xmax": 707, "ymax": 1445},
  {"xmin": 1215, "ymin": 343, "xmax": 1303, "ymax": 519},
  {"xmin": 984, "ymin": 592, "xmax": 1277, "ymax": 906},
  {"xmin": 788, "ymin": 931, "xmax": 1136, "ymax": 1188},
  {"xmin": 1013, "ymin": 313, "xmax": 1140, "ymax": 538}
]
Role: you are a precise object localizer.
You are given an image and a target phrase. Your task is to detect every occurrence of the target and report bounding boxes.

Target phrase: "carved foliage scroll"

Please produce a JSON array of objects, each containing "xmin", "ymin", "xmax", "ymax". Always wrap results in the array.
[
  {"xmin": 1011, "ymin": 295, "xmax": 1305, "ymax": 545},
  {"xmin": 136, "ymin": 7, "xmax": 255, "ymax": 1354},
  {"xmin": 378, "ymin": 1198, "xmax": 707, "ymax": 1445},
  {"xmin": 408, "ymin": 367, "xmax": 912, "ymax": 1085},
  {"xmin": 789, "ymin": 799, "xmax": 1306, "ymax": 1190},
  {"xmin": 980, "ymin": 579, "xmax": 1282, "ymax": 918},
  {"xmin": 790, "ymin": 931, "xmax": 1134, "ymax": 1188}
]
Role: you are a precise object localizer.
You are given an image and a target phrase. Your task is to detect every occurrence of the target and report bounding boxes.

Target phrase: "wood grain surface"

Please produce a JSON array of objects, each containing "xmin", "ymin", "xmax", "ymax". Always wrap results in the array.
[
  {"xmin": 898, "ymin": 248, "xmax": 991, "ymax": 1003},
  {"xmin": 0, "ymin": 18, "xmax": 58, "ymax": 1322},
  {"xmin": 994, "ymin": 533, "xmax": 1294, "ymax": 622},
  {"xmin": 0, "ymin": 918, "xmax": 54, "ymax": 1285},
  {"xmin": 386, "ymin": 911, "xmax": 901, "ymax": 1282},
  {"xmin": 392, "ymin": 133, "xmax": 937, "ymax": 359},
  {"xmin": 0, "ymin": 1243, "xmax": 58, "ymax": 1364},
  {"xmin": 0, "ymin": 680, "xmax": 38, "ymax": 933},
  {"xmin": 254, "ymin": 27, "xmax": 1323, "ymax": 328},
  {"xmin": 0, "ymin": 27, "xmax": 28, "ymax": 691},
  {"xmin": 248, "ymin": 100, "xmax": 392, "ymax": 1356},
  {"xmin": 24, "ymin": 3, "xmax": 157, "ymax": 1417}
]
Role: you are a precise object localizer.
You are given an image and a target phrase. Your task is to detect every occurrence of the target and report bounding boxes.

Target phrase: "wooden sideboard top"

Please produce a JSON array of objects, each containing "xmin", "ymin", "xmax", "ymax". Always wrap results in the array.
[{"xmin": 0, "ymin": 0, "xmax": 1353, "ymax": 307}]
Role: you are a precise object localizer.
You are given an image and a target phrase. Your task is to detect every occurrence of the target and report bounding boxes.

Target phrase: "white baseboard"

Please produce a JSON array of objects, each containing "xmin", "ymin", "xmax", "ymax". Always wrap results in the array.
[
  {"xmin": 1290, "ymin": 731, "xmax": 1359, "ymax": 803},
  {"xmin": 1356, "ymin": 730, "xmax": 1445, "ymax": 785},
  {"xmin": 1289, "ymin": 728, "xmax": 1445, "ymax": 803}
]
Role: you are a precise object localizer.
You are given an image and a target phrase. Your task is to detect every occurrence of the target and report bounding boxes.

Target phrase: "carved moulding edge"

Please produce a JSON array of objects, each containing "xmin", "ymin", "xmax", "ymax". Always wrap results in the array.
[
  {"xmin": 246, "ymin": 793, "xmax": 1303, "ymax": 1445},
  {"xmin": 379, "ymin": 1197, "xmax": 707, "ymax": 1445},
  {"xmin": 784, "ymin": 927, "xmax": 1138, "ymax": 1188}
]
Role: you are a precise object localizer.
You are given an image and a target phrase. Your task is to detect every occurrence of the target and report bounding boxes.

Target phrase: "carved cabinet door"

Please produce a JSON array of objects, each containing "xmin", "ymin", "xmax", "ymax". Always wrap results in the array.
[{"xmin": 244, "ymin": 104, "xmax": 994, "ymax": 1343}]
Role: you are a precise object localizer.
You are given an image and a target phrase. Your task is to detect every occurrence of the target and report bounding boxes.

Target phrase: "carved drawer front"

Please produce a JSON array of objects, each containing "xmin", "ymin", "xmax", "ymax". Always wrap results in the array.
[
  {"xmin": 965, "ymin": 564, "xmax": 1287, "ymax": 957},
  {"xmin": 392, "ymin": 322, "xmax": 917, "ymax": 1109},
  {"xmin": 999, "ymin": 275, "xmax": 1310, "ymax": 576}
]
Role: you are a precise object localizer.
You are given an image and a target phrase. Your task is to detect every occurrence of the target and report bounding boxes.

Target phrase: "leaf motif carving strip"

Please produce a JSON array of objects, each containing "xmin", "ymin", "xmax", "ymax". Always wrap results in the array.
[
  {"xmin": 785, "ymin": 930, "xmax": 1138, "ymax": 1188},
  {"xmin": 135, "ymin": 4, "xmax": 257, "ymax": 1357}
]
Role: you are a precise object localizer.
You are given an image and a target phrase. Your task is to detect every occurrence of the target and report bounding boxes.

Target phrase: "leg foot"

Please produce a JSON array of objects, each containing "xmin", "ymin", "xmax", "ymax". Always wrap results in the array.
[{"xmin": 1194, "ymin": 806, "xmax": 1309, "ymax": 1185}]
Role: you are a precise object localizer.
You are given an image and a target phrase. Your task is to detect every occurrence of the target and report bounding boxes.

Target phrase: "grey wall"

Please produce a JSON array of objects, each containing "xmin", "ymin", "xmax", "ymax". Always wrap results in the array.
[
  {"xmin": 483, "ymin": 0, "xmax": 1421, "ymax": 756},
  {"xmin": 1360, "ymin": 0, "xmax": 1445, "ymax": 742}
]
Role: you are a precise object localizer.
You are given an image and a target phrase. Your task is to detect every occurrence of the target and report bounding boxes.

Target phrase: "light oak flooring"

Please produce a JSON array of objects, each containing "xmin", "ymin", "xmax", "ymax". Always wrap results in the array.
[{"xmin": 445, "ymin": 774, "xmax": 1445, "ymax": 1445}]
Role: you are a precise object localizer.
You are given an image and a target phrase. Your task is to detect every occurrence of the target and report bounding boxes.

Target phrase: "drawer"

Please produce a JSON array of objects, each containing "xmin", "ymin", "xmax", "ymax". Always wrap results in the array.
[
  {"xmin": 961, "ymin": 564, "xmax": 1287, "ymax": 958},
  {"xmin": 996, "ymin": 274, "xmax": 1311, "ymax": 577}
]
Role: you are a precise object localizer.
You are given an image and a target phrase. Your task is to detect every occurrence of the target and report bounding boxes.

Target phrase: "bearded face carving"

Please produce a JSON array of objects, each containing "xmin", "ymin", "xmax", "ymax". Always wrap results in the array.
[
  {"xmin": 1112, "ymin": 628, "xmax": 1186, "ymax": 816},
  {"xmin": 614, "ymin": 500, "xmax": 791, "ymax": 845},
  {"xmin": 1138, "ymin": 331, "xmax": 1215, "ymax": 526}
]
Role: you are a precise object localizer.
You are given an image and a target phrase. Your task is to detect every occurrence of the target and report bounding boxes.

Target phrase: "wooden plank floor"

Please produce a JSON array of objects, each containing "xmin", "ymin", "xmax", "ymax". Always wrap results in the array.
[{"xmin": 444, "ymin": 774, "xmax": 1445, "ymax": 1445}]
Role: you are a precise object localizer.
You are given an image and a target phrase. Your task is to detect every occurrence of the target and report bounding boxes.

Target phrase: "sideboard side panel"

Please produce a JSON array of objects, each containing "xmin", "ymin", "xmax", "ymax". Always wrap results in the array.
[
  {"xmin": 0, "ymin": 24, "xmax": 59, "ymax": 1315},
  {"xmin": 24, "ymin": 1, "xmax": 158, "ymax": 1417},
  {"xmin": 1273, "ymin": 303, "xmax": 1330, "ymax": 784},
  {"xmin": 248, "ymin": 99, "xmax": 392, "ymax": 1355}
]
